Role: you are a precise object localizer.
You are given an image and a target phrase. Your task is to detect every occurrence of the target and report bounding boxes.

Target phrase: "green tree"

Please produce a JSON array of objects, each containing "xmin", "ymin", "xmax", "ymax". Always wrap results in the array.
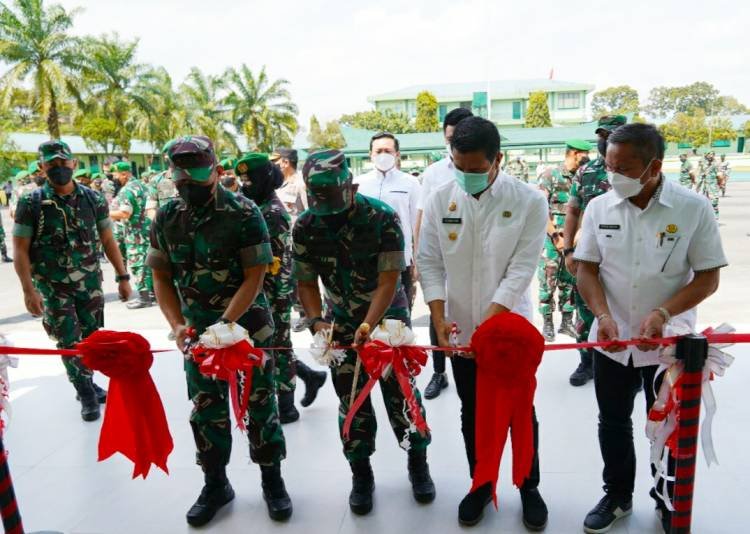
[
  {"xmin": 525, "ymin": 91, "xmax": 551, "ymax": 128},
  {"xmin": 591, "ymin": 85, "xmax": 640, "ymax": 118},
  {"xmin": 415, "ymin": 91, "xmax": 439, "ymax": 132},
  {"xmin": 133, "ymin": 67, "xmax": 188, "ymax": 156},
  {"xmin": 716, "ymin": 95, "xmax": 749, "ymax": 115},
  {"xmin": 179, "ymin": 67, "xmax": 238, "ymax": 154},
  {"xmin": 223, "ymin": 64, "xmax": 298, "ymax": 152},
  {"xmin": 0, "ymin": 121, "xmax": 23, "ymax": 179},
  {"xmin": 308, "ymin": 115, "xmax": 346, "ymax": 149},
  {"xmin": 707, "ymin": 116, "xmax": 737, "ymax": 142},
  {"xmin": 745, "ymin": 120, "xmax": 750, "ymax": 141},
  {"xmin": 339, "ymin": 109, "xmax": 415, "ymax": 133},
  {"xmin": 79, "ymin": 115, "xmax": 119, "ymax": 154},
  {"xmin": 0, "ymin": 0, "xmax": 84, "ymax": 138},
  {"xmin": 646, "ymin": 82, "xmax": 722, "ymax": 118},
  {"xmin": 659, "ymin": 111, "xmax": 709, "ymax": 148}
]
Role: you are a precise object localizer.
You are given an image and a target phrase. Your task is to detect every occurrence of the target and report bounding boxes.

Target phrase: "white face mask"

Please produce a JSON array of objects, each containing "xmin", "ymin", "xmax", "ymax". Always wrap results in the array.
[
  {"xmin": 373, "ymin": 152, "xmax": 396, "ymax": 172},
  {"xmin": 608, "ymin": 159, "xmax": 654, "ymax": 199}
]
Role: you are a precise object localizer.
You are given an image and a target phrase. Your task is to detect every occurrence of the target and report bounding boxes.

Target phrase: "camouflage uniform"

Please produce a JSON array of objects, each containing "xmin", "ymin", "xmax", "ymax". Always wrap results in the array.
[
  {"xmin": 13, "ymin": 181, "xmax": 109, "ymax": 386},
  {"xmin": 292, "ymin": 192, "xmax": 430, "ymax": 461},
  {"xmin": 0, "ymin": 211, "xmax": 8, "ymax": 260},
  {"xmin": 569, "ymin": 155, "xmax": 610, "ymax": 359},
  {"xmin": 147, "ymin": 185, "xmax": 285, "ymax": 469},
  {"xmin": 505, "ymin": 158, "xmax": 529, "ymax": 182},
  {"xmin": 679, "ymin": 158, "xmax": 694, "ymax": 189},
  {"xmin": 696, "ymin": 156, "xmax": 719, "ymax": 218},
  {"xmin": 260, "ymin": 194, "xmax": 297, "ymax": 394},
  {"xmin": 116, "ymin": 178, "xmax": 153, "ymax": 293},
  {"xmin": 537, "ymin": 165, "xmax": 576, "ymax": 317},
  {"xmin": 145, "ymin": 171, "xmax": 178, "ymax": 212}
]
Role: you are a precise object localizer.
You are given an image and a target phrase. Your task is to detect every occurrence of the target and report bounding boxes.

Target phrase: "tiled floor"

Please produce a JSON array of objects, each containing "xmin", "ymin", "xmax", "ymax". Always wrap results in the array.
[{"xmin": 5, "ymin": 326, "xmax": 749, "ymax": 534}]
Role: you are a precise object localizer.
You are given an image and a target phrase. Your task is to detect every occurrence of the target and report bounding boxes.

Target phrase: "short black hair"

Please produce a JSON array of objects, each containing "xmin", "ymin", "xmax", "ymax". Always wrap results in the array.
[
  {"xmin": 607, "ymin": 123, "xmax": 665, "ymax": 165},
  {"xmin": 443, "ymin": 108, "xmax": 473, "ymax": 132},
  {"xmin": 450, "ymin": 116, "xmax": 501, "ymax": 161},
  {"xmin": 370, "ymin": 131, "xmax": 400, "ymax": 152}
]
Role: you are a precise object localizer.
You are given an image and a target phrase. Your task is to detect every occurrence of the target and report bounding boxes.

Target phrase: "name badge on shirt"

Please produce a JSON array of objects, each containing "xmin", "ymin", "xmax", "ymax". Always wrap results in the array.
[
  {"xmin": 442, "ymin": 217, "xmax": 462, "ymax": 224},
  {"xmin": 598, "ymin": 224, "xmax": 621, "ymax": 230},
  {"xmin": 389, "ymin": 190, "xmax": 409, "ymax": 194}
]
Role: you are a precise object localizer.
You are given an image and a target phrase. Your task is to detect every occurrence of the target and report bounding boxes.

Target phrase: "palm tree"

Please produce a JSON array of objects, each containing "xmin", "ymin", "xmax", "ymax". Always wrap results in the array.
[
  {"xmin": 223, "ymin": 64, "xmax": 298, "ymax": 152},
  {"xmin": 180, "ymin": 67, "xmax": 239, "ymax": 154},
  {"xmin": 0, "ymin": 0, "xmax": 83, "ymax": 138},
  {"xmin": 133, "ymin": 67, "xmax": 187, "ymax": 157},
  {"xmin": 78, "ymin": 33, "xmax": 159, "ymax": 155}
]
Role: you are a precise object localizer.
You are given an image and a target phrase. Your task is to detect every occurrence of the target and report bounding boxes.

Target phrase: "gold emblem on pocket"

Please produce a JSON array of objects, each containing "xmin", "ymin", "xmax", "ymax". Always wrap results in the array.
[
  {"xmin": 666, "ymin": 224, "xmax": 678, "ymax": 234},
  {"xmin": 448, "ymin": 231, "xmax": 458, "ymax": 241},
  {"xmin": 448, "ymin": 201, "xmax": 457, "ymax": 212}
]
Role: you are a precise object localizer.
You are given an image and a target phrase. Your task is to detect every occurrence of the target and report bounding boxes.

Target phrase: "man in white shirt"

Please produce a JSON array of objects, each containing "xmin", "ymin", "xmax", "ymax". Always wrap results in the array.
[
  {"xmin": 355, "ymin": 132, "xmax": 421, "ymax": 320},
  {"xmin": 574, "ymin": 123, "xmax": 727, "ymax": 534},
  {"xmin": 414, "ymin": 107, "xmax": 473, "ymax": 400},
  {"xmin": 418, "ymin": 117, "xmax": 549, "ymax": 530}
]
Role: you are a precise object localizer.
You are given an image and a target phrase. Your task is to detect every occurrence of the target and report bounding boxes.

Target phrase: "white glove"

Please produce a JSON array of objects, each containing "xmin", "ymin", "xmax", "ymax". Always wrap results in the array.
[{"xmin": 199, "ymin": 321, "xmax": 253, "ymax": 349}]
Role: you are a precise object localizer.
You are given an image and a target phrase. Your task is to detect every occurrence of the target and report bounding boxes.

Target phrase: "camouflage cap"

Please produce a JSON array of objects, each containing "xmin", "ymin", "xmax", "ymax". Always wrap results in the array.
[
  {"xmin": 162, "ymin": 139, "xmax": 177, "ymax": 154},
  {"xmin": 565, "ymin": 139, "xmax": 593, "ymax": 152},
  {"xmin": 166, "ymin": 135, "xmax": 216, "ymax": 182},
  {"xmin": 595, "ymin": 115, "xmax": 627, "ymax": 134},
  {"xmin": 235, "ymin": 153, "xmax": 269, "ymax": 175},
  {"xmin": 113, "ymin": 161, "xmax": 132, "ymax": 172},
  {"xmin": 302, "ymin": 149, "xmax": 351, "ymax": 188},
  {"xmin": 38, "ymin": 140, "xmax": 72, "ymax": 163},
  {"xmin": 73, "ymin": 168, "xmax": 91, "ymax": 179}
]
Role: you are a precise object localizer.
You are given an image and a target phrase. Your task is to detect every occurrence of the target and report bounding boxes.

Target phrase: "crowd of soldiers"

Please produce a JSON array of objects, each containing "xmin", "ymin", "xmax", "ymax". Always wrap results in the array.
[
  {"xmin": 679, "ymin": 150, "xmax": 731, "ymax": 218},
  {"xmin": 4, "ymin": 110, "xmax": 728, "ymax": 533}
]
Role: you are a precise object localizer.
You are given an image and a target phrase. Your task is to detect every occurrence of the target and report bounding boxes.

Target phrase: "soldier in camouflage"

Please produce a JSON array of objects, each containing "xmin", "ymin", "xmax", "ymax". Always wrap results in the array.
[
  {"xmin": 234, "ymin": 153, "xmax": 327, "ymax": 424},
  {"xmin": 145, "ymin": 170, "xmax": 178, "ymax": 219},
  {"xmin": 696, "ymin": 152, "xmax": 720, "ymax": 218},
  {"xmin": 717, "ymin": 154, "xmax": 730, "ymax": 197},
  {"xmin": 504, "ymin": 155, "xmax": 529, "ymax": 182},
  {"xmin": 110, "ymin": 161, "xmax": 154, "ymax": 308},
  {"xmin": 12, "ymin": 140, "xmax": 132, "ymax": 421},
  {"xmin": 293, "ymin": 149, "xmax": 435, "ymax": 515},
  {"xmin": 678, "ymin": 153, "xmax": 696, "ymax": 189},
  {"xmin": 564, "ymin": 115, "xmax": 627, "ymax": 386},
  {"xmin": 537, "ymin": 139, "xmax": 592, "ymax": 342},
  {"xmin": 147, "ymin": 136, "xmax": 291, "ymax": 526}
]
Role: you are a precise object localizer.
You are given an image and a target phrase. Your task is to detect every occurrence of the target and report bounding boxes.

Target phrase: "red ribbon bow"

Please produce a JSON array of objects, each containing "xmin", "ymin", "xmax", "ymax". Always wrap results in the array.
[
  {"xmin": 191, "ymin": 340, "xmax": 265, "ymax": 432},
  {"xmin": 75, "ymin": 330, "xmax": 173, "ymax": 479},
  {"xmin": 343, "ymin": 340, "xmax": 429, "ymax": 440},
  {"xmin": 469, "ymin": 313, "xmax": 544, "ymax": 508}
]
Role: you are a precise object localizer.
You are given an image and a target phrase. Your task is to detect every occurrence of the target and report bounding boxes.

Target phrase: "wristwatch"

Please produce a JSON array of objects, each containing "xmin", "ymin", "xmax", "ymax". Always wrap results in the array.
[
  {"xmin": 563, "ymin": 247, "xmax": 576, "ymax": 257},
  {"xmin": 115, "ymin": 273, "xmax": 130, "ymax": 282},
  {"xmin": 307, "ymin": 317, "xmax": 326, "ymax": 334}
]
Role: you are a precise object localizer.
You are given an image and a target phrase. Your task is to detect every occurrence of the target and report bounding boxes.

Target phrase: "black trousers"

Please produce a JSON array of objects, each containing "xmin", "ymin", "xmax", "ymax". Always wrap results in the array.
[
  {"xmin": 428, "ymin": 317, "xmax": 446, "ymax": 374},
  {"xmin": 401, "ymin": 267, "xmax": 414, "ymax": 312},
  {"xmin": 593, "ymin": 351, "xmax": 672, "ymax": 502},
  {"xmin": 450, "ymin": 354, "xmax": 540, "ymax": 490}
]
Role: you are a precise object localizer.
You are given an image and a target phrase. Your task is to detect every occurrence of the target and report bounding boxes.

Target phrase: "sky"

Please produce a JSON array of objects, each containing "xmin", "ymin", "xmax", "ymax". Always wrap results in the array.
[{"xmin": 52, "ymin": 0, "xmax": 750, "ymax": 129}]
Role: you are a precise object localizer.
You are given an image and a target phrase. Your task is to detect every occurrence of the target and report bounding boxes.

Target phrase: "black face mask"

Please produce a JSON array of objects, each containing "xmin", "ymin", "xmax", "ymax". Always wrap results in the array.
[
  {"xmin": 597, "ymin": 138, "xmax": 608, "ymax": 157},
  {"xmin": 46, "ymin": 166, "xmax": 73, "ymax": 186},
  {"xmin": 33, "ymin": 175, "xmax": 47, "ymax": 186},
  {"xmin": 578, "ymin": 155, "xmax": 590, "ymax": 168},
  {"xmin": 177, "ymin": 182, "xmax": 214, "ymax": 207}
]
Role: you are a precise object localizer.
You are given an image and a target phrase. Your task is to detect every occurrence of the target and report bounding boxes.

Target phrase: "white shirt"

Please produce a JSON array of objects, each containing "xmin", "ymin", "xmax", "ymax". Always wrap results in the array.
[
  {"xmin": 355, "ymin": 168, "xmax": 421, "ymax": 266},
  {"xmin": 417, "ymin": 156, "xmax": 455, "ymax": 211},
  {"xmin": 276, "ymin": 171, "xmax": 307, "ymax": 216},
  {"xmin": 418, "ymin": 172, "xmax": 548, "ymax": 346},
  {"xmin": 574, "ymin": 177, "xmax": 727, "ymax": 367}
]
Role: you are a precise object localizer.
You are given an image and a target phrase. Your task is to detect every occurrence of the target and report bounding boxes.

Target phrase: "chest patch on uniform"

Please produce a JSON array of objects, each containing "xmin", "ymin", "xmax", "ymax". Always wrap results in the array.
[
  {"xmin": 502, "ymin": 211, "xmax": 512, "ymax": 218},
  {"xmin": 448, "ymin": 231, "xmax": 458, "ymax": 241},
  {"xmin": 448, "ymin": 201, "xmax": 457, "ymax": 212},
  {"xmin": 598, "ymin": 224, "xmax": 621, "ymax": 230},
  {"xmin": 442, "ymin": 217, "xmax": 462, "ymax": 224},
  {"xmin": 389, "ymin": 190, "xmax": 409, "ymax": 194},
  {"xmin": 666, "ymin": 224, "xmax": 678, "ymax": 234}
]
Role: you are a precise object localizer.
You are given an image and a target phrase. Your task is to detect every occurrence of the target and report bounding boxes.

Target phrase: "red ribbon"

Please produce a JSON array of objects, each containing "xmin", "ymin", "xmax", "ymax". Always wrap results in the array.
[
  {"xmin": 74, "ymin": 330, "xmax": 173, "ymax": 479},
  {"xmin": 469, "ymin": 313, "xmax": 544, "ymax": 508},
  {"xmin": 342, "ymin": 341, "xmax": 429, "ymax": 440},
  {"xmin": 190, "ymin": 340, "xmax": 265, "ymax": 432}
]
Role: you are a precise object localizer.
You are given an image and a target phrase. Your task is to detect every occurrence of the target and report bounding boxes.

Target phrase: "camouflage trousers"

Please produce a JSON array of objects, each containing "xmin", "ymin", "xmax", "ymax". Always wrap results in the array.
[
  {"xmin": 538, "ymin": 237, "xmax": 575, "ymax": 316},
  {"xmin": 270, "ymin": 300, "xmax": 296, "ymax": 393},
  {"xmin": 574, "ymin": 285, "xmax": 595, "ymax": 361},
  {"xmin": 0, "ymin": 220, "xmax": 7, "ymax": 257},
  {"xmin": 332, "ymin": 350, "xmax": 431, "ymax": 462},
  {"xmin": 37, "ymin": 276, "xmax": 103, "ymax": 386},
  {"xmin": 678, "ymin": 177, "xmax": 693, "ymax": 189},
  {"xmin": 114, "ymin": 225, "xmax": 127, "ymax": 270},
  {"xmin": 125, "ymin": 240, "xmax": 153, "ymax": 293},
  {"xmin": 698, "ymin": 178, "xmax": 720, "ymax": 218},
  {"xmin": 184, "ymin": 354, "xmax": 286, "ymax": 469}
]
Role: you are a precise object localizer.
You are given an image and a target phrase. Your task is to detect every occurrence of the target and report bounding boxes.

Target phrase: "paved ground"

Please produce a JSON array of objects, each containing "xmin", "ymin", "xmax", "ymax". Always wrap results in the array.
[{"xmin": 0, "ymin": 184, "xmax": 748, "ymax": 533}]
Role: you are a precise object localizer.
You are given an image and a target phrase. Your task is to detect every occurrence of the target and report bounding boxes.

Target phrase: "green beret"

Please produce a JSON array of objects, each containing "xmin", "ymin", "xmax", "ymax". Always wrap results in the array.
[
  {"xmin": 302, "ymin": 149, "xmax": 350, "ymax": 187},
  {"xmin": 14, "ymin": 170, "xmax": 29, "ymax": 182},
  {"xmin": 565, "ymin": 139, "xmax": 593, "ymax": 151},
  {"xmin": 37, "ymin": 140, "xmax": 72, "ymax": 163},
  {"xmin": 27, "ymin": 161, "xmax": 40, "ymax": 174},
  {"xmin": 220, "ymin": 158, "xmax": 237, "ymax": 170},
  {"xmin": 595, "ymin": 115, "xmax": 627, "ymax": 133},
  {"xmin": 74, "ymin": 168, "xmax": 91, "ymax": 179},
  {"xmin": 113, "ymin": 161, "xmax": 132, "ymax": 172},
  {"xmin": 235, "ymin": 153, "xmax": 269, "ymax": 175}
]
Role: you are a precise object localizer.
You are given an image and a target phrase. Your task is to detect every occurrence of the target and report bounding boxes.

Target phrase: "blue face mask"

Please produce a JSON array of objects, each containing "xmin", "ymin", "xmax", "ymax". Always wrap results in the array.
[{"xmin": 454, "ymin": 162, "xmax": 496, "ymax": 195}]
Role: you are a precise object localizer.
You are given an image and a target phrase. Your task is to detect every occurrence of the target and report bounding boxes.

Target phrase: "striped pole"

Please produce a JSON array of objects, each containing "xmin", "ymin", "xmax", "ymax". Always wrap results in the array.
[
  {"xmin": 670, "ymin": 334, "xmax": 708, "ymax": 534},
  {"xmin": 0, "ymin": 435, "xmax": 23, "ymax": 534}
]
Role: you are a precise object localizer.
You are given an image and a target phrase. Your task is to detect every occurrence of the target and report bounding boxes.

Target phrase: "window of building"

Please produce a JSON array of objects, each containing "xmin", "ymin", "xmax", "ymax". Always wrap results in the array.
[
  {"xmin": 439, "ymin": 104, "xmax": 448, "ymax": 122},
  {"xmin": 512, "ymin": 101, "xmax": 523, "ymax": 120},
  {"xmin": 459, "ymin": 101, "xmax": 471, "ymax": 109},
  {"xmin": 557, "ymin": 92, "xmax": 580, "ymax": 110}
]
